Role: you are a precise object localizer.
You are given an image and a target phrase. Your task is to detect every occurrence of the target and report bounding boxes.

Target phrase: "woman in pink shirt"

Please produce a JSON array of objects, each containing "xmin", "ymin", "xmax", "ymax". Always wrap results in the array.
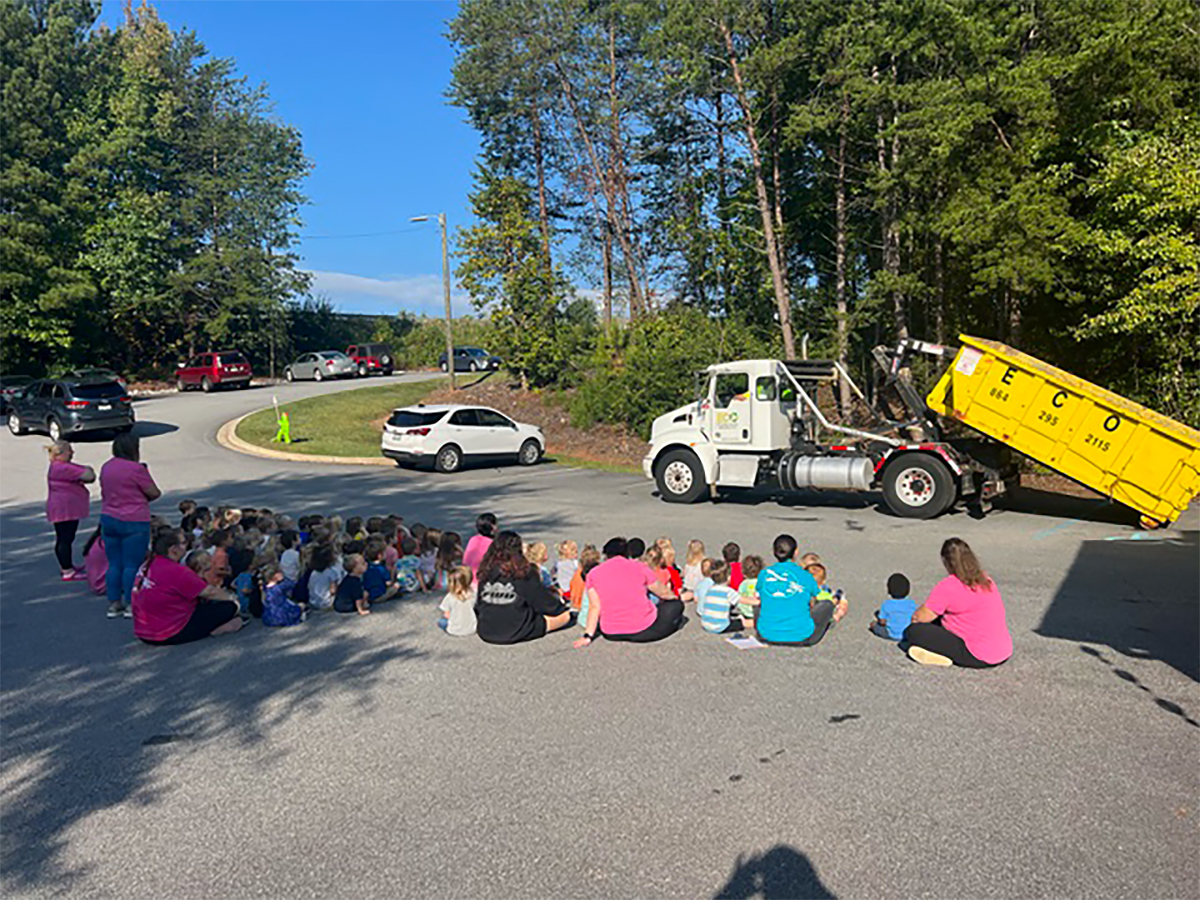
[
  {"xmin": 574, "ymin": 536, "xmax": 683, "ymax": 648},
  {"xmin": 100, "ymin": 433, "xmax": 162, "ymax": 618},
  {"xmin": 46, "ymin": 440, "xmax": 95, "ymax": 580},
  {"xmin": 133, "ymin": 529, "xmax": 243, "ymax": 645},
  {"xmin": 904, "ymin": 538, "xmax": 1013, "ymax": 668}
]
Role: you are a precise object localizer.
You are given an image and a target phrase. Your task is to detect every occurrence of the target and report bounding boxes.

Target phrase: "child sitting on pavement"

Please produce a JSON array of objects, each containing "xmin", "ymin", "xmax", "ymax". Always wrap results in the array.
[
  {"xmin": 261, "ymin": 560, "xmax": 303, "ymax": 627},
  {"xmin": 723, "ymin": 542, "xmax": 743, "ymax": 589},
  {"xmin": 554, "ymin": 540, "xmax": 579, "ymax": 599},
  {"xmin": 437, "ymin": 565, "xmax": 477, "ymax": 636},
  {"xmin": 682, "ymin": 540, "xmax": 705, "ymax": 592},
  {"xmin": 736, "ymin": 554, "xmax": 764, "ymax": 623},
  {"xmin": 334, "ymin": 553, "xmax": 370, "ymax": 615},
  {"xmin": 570, "ymin": 544, "xmax": 600, "ymax": 614},
  {"xmin": 363, "ymin": 538, "xmax": 402, "ymax": 603},
  {"xmin": 525, "ymin": 541, "xmax": 555, "ymax": 591},
  {"xmin": 871, "ymin": 573, "xmax": 916, "ymax": 641},
  {"xmin": 394, "ymin": 536, "xmax": 426, "ymax": 593},
  {"xmin": 699, "ymin": 560, "xmax": 743, "ymax": 634}
]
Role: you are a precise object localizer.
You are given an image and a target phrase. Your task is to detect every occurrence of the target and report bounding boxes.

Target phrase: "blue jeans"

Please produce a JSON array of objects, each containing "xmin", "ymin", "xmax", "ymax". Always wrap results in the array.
[{"xmin": 101, "ymin": 516, "xmax": 149, "ymax": 606}]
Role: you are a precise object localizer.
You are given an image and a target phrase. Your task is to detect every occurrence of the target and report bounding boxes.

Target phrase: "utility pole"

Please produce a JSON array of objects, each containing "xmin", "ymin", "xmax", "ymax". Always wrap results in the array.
[
  {"xmin": 411, "ymin": 213, "xmax": 455, "ymax": 390},
  {"xmin": 439, "ymin": 212, "xmax": 455, "ymax": 390}
]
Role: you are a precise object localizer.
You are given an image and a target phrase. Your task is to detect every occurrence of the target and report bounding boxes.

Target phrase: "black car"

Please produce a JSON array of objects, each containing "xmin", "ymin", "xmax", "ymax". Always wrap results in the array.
[
  {"xmin": 438, "ymin": 347, "xmax": 502, "ymax": 373},
  {"xmin": 0, "ymin": 375, "xmax": 34, "ymax": 414},
  {"xmin": 6, "ymin": 378, "xmax": 135, "ymax": 441}
]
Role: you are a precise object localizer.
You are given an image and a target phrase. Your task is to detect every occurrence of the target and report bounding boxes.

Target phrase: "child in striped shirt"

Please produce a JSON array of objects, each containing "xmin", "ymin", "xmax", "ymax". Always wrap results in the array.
[{"xmin": 699, "ymin": 560, "xmax": 744, "ymax": 634}]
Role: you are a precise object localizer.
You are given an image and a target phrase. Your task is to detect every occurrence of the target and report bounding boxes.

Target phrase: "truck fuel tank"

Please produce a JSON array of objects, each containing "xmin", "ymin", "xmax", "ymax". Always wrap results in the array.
[{"xmin": 778, "ymin": 453, "xmax": 875, "ymax": 492}]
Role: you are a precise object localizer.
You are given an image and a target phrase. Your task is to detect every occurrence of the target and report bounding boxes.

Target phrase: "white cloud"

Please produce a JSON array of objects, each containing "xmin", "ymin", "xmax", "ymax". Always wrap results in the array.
[{"xmin": 304, "ymin": 270, "xmax": 476, "ymax": 317}]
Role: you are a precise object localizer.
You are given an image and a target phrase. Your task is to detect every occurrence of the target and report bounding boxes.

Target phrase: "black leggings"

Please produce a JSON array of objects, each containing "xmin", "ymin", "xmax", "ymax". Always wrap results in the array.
[
  {"xmin": 758, "ymin": 599, "xmax": 837, "ymax": 647},
  {"xmin": 903, "ymin": 620, "xmax": 1000, "ymax": 668},
  {"xmin": 603, "ymin": 598, "xmax": 685, "ymax": 643},
  {"xmin": 53, "ymin": 520, "xmax": 79, "ymax": 571},
  {"xmin": 141, "ymin": 601, "xmax": 239, "ymax": 646}
]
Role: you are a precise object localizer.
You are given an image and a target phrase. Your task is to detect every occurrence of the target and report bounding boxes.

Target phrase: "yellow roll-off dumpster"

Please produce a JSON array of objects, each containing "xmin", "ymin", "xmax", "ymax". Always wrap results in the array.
[{"xmin": 927, "ymin": 335, "xmax": 1200, "ymax": 525}]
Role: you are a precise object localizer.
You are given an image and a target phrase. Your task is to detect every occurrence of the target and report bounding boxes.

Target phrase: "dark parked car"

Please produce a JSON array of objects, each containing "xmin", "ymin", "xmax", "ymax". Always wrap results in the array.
[
  {"xmin": 7, "ymin": 379, "xmax": 134, "ymax": 440},
  {"xmin": 0, "ymin": 375, "xmax": 34, "ymax": 414},
  {"xmin": 176, "ymin": 351, "xmax": 253, "ymax": 392},
  {"xmin": 345, "ymin": 343, "xmax": 395, "ymax": 377},
  {"xmin": 438, "ymin": 347, "xmax": 502, "ymax": 373},
  {"xmin": 66, "ymin": 367, "xmax": 127, "ymax": 388}
]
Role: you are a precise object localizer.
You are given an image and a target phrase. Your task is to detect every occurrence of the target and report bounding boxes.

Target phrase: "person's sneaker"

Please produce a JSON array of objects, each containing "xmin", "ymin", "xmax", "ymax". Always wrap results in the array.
[
  {"xmin": 61, "ymin": 568, "xmax": 88, "ymax": 582},
  {"xmin": 123, "ymin": 605, "xmax": 134, "ymax": 619},
  {"xmin": 908, "ymin": 645, "xmax": 953, "ymax": 667},
  {"xmin": 106, "ymin": 602, "xmax": 126, "ymax": 619}
]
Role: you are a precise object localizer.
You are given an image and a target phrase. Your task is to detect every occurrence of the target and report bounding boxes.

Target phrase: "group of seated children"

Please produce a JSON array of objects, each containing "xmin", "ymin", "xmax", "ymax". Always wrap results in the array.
[{"xmin": 160, "ymin": 502, "xmax": 919, "ymax": 643}]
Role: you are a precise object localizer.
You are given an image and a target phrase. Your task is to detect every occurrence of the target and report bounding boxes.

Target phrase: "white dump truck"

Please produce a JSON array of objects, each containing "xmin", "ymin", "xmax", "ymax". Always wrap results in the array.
[{"xmin": 641, "ymin": 340, "xmax": 1016, "ymax": 519}]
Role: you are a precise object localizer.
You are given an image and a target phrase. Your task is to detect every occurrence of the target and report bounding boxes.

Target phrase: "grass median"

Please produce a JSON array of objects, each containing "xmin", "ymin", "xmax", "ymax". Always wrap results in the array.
[{"xmin": 235, "ymin": 379, "xmax": 446, "ymax": 458}]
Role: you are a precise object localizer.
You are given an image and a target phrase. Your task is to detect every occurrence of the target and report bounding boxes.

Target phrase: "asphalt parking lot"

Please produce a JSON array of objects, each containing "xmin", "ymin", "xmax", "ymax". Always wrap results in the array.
[{"xmin": 2, "ymin": 377, "xmax": 1197, "ymax": 899}]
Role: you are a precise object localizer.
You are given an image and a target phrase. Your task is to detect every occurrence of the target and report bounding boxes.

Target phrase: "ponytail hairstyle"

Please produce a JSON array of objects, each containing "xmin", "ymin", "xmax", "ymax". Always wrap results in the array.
[
  {"xmin": 146, "ymin": 528, "xmax": 186, "ymax": 566},
  {"xmin": 437, "ymin": 531, "xmax": 463, "ymax": 573},
  {"xmin": 940, "ymin": 537, "xmax": 993, "ymax": 591},
  {"xmin": 422, "ymin": 526, "xmax": 442, "ymax": 556}
]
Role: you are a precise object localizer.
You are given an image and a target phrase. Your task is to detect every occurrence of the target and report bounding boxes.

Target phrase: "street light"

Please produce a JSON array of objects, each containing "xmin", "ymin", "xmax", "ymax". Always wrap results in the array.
[{"xmin": 410, "ymin": 213, "xmax": 455, "ymax": 390}]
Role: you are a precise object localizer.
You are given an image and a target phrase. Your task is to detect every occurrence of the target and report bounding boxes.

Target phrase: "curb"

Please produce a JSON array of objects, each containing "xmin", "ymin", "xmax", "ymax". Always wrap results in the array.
[{"xmin": 216, "ymin": 409, "xmax": 394, "ymax": 467}]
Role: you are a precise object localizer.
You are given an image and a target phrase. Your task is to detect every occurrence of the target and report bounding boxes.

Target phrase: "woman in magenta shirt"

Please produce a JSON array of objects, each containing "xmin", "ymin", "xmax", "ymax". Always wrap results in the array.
[
  {"xmin": 574, "ymin": 536, "xmax": 683, "ymax": 648},
  {"xmin": 904, "ymin": 537, "xmax": 1012, "ymax": 668},
  {"xmin": 133, "ymin": 529, "xmax": 243, "ymax": 645},
  {"xmin": 99, "ymin": 433, "xmax": 161, "ymax": 618},
  {"xmin": 46, "ymin": 440, "xmax": 95, "ymax": 580}
]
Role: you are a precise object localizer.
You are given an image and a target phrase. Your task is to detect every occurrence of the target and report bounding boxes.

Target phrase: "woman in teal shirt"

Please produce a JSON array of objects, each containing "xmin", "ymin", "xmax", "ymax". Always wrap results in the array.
[{"xmin": 755, "ymin": 534, "xmax": 846, "ymax": 646}]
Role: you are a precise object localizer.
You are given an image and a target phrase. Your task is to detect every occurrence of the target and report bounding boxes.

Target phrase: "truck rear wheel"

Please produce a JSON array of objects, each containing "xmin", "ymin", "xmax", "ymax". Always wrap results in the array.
[
  {"xmin": 655, "ymin": 449, "xmax": 709, "ymax": 504},
  {"xmin": 881, "ymin": 455, "xmax": 956, "ymax": 519}
]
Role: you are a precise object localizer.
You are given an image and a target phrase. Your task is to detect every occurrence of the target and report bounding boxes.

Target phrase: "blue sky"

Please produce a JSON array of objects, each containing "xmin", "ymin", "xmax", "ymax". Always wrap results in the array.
[{"xmin": 97, "ymin": 0, "xmax": 480, "ymax": 317}]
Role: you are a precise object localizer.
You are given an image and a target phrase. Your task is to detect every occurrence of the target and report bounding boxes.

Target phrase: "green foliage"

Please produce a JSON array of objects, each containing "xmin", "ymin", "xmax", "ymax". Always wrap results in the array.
[{"xmin": 570, "ymin": 309, "xmax": 779, "ymax": 437}]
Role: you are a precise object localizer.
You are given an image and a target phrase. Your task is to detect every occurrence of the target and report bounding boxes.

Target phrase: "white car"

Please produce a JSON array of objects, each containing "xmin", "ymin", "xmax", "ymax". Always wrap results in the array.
[{"xmin": 381, "ymin": 404, "xmax": 544, "ymax": 472}]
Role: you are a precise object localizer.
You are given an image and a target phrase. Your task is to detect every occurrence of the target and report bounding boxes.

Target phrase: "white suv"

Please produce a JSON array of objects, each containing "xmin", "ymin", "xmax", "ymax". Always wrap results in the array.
[{"xmin": 381, "ymin": 404, "xmax": 545, "ymax": 473}]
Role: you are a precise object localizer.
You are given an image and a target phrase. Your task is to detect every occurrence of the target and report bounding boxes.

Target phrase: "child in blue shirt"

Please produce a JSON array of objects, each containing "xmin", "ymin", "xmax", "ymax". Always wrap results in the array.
[
  {"xmin": 261, "ymin": 562, "xmax": 303, "ymax": 627},
  {"xmin": 363, "ymin": 540, "xmax": 401, "ymax": 603},
  {"xmin": 393, "ymin": 536, "xmax": 426, "ymax": 594},
  {"xmin": 871, "ymin": 573, "xmax": 916, "ymax": 641},
  {"xmin": 699, "ymin": 561, "xmax": 743, "ymax": 633}
]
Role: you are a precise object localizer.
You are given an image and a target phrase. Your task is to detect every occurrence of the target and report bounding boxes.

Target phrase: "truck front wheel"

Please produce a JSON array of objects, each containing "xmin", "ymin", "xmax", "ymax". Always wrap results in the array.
[
  {"xmin": 655, "ymin": 449, "xmax": 709, "ymax": 504},
  {"xmin": 881, "ymin": 455, "xmax": 956, "ymax": 519}
]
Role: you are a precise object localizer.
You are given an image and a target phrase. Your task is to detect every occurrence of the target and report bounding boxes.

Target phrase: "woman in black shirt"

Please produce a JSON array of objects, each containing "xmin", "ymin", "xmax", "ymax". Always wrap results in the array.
[{"xmin": 476, "ymin": 531, "xmax": 571, "ymax": 644}]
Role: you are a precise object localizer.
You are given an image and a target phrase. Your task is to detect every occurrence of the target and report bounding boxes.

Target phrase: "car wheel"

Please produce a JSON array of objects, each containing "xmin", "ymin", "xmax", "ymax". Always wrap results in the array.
[
  {"xmin": 518, "ymin": 439, "xmax": 542, "ymax": 466},
  {"xmin": 440, "ymin": 361, "xmax": 448, "ymax": 372},
  {"xmin": 469, "ymin": 360, "xmax": 478, "ymax": 372},
  {"xmin": 655, "ymin": 448, "xmax": 709, "ymax": 503},
  {"xmin": 201, "ymin": 376, "xmax": 212, "ymax": 393},
  {"xmin": 314, "ymin": 368, "xmax": 324, "ymax": 382},
  {"xmin": 7, "ymin": 411, "xmax": 25, "ymax": 435},
  {"xmin": 48, "ymin": 418, "xmax": 63, "ymax": 442},
  {"xmin": 380, "ymin": 354, "xmax": 392, "ymax": 367},
  {"xmin": 358, "ymin": 363, "xmax": 368, "ymax": 378},
  {"xmin": 176, "ymin": 377, "xmax": 187, "ymax": 392},
  {"xmin": 881, "ymin": 455, "xmax": 956, "ymax": 519},
  {"xmin": 434, "ymin": 444, "xmax": 462, "ymax": 473},
  {"xmin": 238, "ymin": 380, "xmax": 250, "ymax": 389},
  {"xmin": 285, "ymin": 369, "xmax": 294, "ymax": 382}
]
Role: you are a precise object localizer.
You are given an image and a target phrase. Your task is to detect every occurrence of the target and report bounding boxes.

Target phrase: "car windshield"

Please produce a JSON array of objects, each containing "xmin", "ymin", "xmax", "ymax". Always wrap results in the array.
[
  {"xmin": 387, "ymin": 409, "xmax": 445, "ymax": 428},
  {"xmin": 219, "ymin": 352, "xmax": 248, "ymax": 365},
  {"xmin": 71, "ymin": 381, "xmax": 125, "ymax": 399},
  {"xmin": 320, "ymin": 352, "xmax": 347, "ymax": 360}
]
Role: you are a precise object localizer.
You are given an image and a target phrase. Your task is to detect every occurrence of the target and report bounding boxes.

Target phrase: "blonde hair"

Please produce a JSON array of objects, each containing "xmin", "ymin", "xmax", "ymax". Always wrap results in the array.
[
  {"xmin": 805, "ymin": 562, "xmax": 827, "ymax": 585},
  {"xmin": 641, "ymin": 544, "xmax": 665, "ymax": 569},
  {"xmin": 941, "ymin": 538, "xmax": 993, "ymax": 591},
  {"xmin": 557, "ymin": 539, "xmax": 578, "ymax": 559},
  {"xmin": 47, "ymin": 440, "xmax": 73, "ymax": 461},
  {"xmin": 185, "ymin": 549, "xmax": 212, "ymax": 577},
  {"xmin": 447, "ymin": 565, "xmax": 473, "ymax": 600},
  {"xmin": 799, "ymin": 552, "xmax": 821, "ymax": 567},
  {"xmin": 685, "ymin": 539, "xmax": 705, "ymax": 565},
  {"xmin": 344, "ymin": 552, "xmax": 366, "ymax": 574},
  {"xmin": 525, "ymin": 541, "xmax": 548, "ymax": 565},
  {"xmin": 700, "ymin": 557, "xmax": 714, "ymax": 577}
]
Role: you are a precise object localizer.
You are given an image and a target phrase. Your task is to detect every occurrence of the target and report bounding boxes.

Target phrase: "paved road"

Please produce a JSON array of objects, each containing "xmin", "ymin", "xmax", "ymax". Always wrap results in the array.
[{"xmin": 2, "ymin": 377, "xmax": 1197, "ymax": 899}]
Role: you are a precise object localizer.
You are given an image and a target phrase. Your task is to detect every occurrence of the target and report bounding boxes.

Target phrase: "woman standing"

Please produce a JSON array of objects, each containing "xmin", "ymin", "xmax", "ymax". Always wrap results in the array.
[
  {"xmin": 904, "ymin": 537, "xmax": 1013, "ymax": 668},
  {"xmin": 46, "ymin": 440, "xmax": 95, "ymax": 580},
  {"xmin": 132, "ymin": 529, "xmax": 243, "ymax": 645},
  {"xmin": 475, "ymin": 530, "xmax": 571, "ymax": 644},
  {"xmin": 100, "ymin": 432, "xmax": 161, "ymax": 618}
]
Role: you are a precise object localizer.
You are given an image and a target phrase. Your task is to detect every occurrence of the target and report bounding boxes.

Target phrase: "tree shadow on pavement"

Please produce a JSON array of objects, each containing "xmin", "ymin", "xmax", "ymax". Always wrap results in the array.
[
  {"xmin": 714, "ymin": 845, "xmax": 836, "ymax": 899},
  {"xmin": 0, "ymin": 469, "xmax": 571, "ymax": 893},
  {"xmin": 1037, "ymin": 529, "xmax": 1199, "ymax": 691}
]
